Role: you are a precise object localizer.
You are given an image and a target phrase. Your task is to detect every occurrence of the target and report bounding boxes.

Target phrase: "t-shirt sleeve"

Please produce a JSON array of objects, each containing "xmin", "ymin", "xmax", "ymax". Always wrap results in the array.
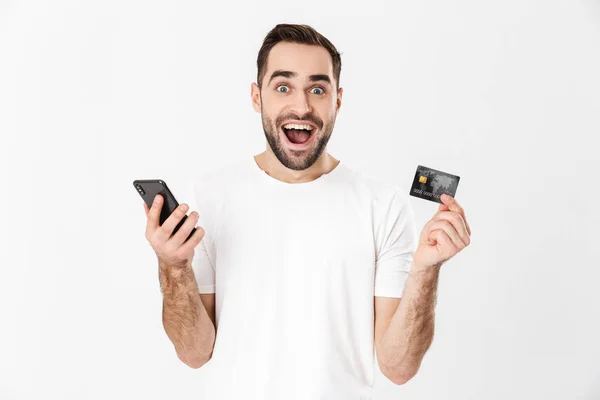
[
  {"xmin": 374, "ymin": 189, "xmax": 418, "ymax": 298},
  {"xmin": 185, "ymin": 180, "xmax": 216, "ymax": 294}
]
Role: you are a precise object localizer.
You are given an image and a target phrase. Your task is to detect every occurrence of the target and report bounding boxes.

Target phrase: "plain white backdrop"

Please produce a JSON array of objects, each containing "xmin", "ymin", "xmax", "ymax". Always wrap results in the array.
[{"xmin": 1, "ymin": 0, "xmax": 599, "ymax": 399}]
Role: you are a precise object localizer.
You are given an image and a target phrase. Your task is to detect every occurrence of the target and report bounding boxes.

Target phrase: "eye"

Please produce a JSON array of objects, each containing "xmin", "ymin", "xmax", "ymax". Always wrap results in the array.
[
  {"xmin": 311, "ymin": 87, "xmax": 325, "ymax": 95},
  {"xmin": 276, "ymin": 85, "xmax": 289, "ymax": 93}
]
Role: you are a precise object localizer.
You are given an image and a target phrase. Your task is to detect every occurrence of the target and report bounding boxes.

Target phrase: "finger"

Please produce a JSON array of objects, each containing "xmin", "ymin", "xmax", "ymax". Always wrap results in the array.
[
  {"xmin": 167, "ymin": 210, "xmax": 200, "ymax": 248},
  {"xmin": 420, "ymin": 218, "xmax": 433, "ymax": 242},
  {"xmin": 178, "ymin": 225, "xmax": 206, "ymax": 255},
  {"xmin": 426, "ymin": 219, "xmax": 467, "ymax": 249},
  {"xmin": 431, "ymin": 211, "xmax": 470, "ymax": 246},
  {"xmin": 440, "ymin": 194, "xmax": 464, "ymax": 215},
  {"xmin": 155, "ymin": 202, "xmax": 189, "ymax": 243},
  {"xmin": 144, "ymin": 203, "xmax": 149, "ymax": 217},
  {"xmin": 146, "ymin": 194, "xmax": 163, "ymax": 232},
  {"xmin": 420, "ymin": 217, "xmax": 444, "ymax": 245},
  {"xmin": 462, "ymin": 213, "xmax": 471, "ymax": 236},
  {"xmin": 430, "ymin": 229, "xmax": 456, "ymax": 251},
  {"xmin": 440, "ymin": 194, "xmax": 471, "ymax": 236}
]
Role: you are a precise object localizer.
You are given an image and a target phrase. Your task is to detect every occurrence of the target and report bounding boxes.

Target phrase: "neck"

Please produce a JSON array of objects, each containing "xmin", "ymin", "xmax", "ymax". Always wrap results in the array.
[{"xmin": 253, "ymin": 151, "xmax": 339, "ymax": 184}]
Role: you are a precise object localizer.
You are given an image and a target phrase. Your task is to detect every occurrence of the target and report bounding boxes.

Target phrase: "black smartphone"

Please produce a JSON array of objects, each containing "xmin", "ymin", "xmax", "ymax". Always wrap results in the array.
[{"xmin": 133, "ymin": 179, "xmax": 197, "ymax": 241}]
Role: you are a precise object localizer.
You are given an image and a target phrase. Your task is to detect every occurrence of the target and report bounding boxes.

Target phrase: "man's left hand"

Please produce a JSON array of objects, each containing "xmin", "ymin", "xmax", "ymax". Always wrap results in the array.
[{"xmin": 413, "ymin": 194, "xmax": 472, "ymax": 269}]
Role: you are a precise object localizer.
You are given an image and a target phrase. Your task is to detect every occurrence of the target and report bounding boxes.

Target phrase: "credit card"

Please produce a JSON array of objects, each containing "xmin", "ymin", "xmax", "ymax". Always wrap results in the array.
[{"xmin": 409, "ymin": 165, "xmax": 460, "ymax": 204}]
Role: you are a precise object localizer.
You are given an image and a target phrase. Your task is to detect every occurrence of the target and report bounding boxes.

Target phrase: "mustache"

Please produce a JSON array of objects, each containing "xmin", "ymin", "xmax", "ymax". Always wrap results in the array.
[{"xmin": 277, "ymin": 115, "xmax": 322, "ymax": 128}]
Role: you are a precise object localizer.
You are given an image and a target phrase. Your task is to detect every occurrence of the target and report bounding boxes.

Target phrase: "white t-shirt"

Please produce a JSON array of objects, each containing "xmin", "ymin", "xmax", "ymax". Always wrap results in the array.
[{"xmin": 184, "ymin": 156, "xmax": 418, "ymax": 400}]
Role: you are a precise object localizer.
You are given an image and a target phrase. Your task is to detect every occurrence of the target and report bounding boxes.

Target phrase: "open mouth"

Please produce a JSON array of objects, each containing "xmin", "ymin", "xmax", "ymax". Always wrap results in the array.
[{"xmin": 281, "ymin": 123, "xmax": 316, "ymax": 145}]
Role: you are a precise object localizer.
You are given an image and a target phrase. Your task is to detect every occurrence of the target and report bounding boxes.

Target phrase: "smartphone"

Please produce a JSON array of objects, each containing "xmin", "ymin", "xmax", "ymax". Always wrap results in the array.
[{"xmin": 133, "ymin": 179, "xmax": 197, "ymax": 241}]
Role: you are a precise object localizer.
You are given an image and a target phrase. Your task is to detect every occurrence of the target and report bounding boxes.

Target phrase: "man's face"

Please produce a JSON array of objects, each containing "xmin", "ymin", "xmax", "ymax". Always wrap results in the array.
[{"xmin": 252, "ymin": 41, "xmax": 342, "ymax": 171}]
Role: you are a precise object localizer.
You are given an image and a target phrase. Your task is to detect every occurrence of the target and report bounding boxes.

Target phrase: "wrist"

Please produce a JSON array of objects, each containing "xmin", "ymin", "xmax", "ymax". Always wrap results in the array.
[
  {"xmin": 159, "ymin": 258, "xmax": 191, "ymax": 277},
  {"xmin": 411, "ymin": 260, "xmax": 443, "ymax": 273}
]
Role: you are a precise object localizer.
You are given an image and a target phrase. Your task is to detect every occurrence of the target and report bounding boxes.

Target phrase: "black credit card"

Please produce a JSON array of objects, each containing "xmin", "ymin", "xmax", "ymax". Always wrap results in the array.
[{"xmin": 409, "ymin": 165, "xmax": 460, "ymax": 204}]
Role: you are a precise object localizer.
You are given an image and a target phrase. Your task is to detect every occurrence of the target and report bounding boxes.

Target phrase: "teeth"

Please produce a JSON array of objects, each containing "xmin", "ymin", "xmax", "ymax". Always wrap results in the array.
[{"xmin": 283, "ymin": 123, "xmax": 313, "ymax": 131}]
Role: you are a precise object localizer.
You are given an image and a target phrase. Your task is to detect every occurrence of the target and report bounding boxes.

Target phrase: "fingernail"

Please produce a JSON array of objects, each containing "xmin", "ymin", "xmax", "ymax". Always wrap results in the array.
[{"xmin": 154, "ymin": 196, "xmax": 161, "ymax": 203}]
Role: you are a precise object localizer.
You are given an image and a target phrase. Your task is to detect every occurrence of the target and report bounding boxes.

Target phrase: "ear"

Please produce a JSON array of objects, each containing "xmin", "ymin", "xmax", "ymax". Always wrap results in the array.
[
  {"xmin": 251, "ymin": 82, "xmax": 261, "ymax": 113},
  {"xmin": 336, "ymin": 87, "xmax": 343, "ymax": 112}
]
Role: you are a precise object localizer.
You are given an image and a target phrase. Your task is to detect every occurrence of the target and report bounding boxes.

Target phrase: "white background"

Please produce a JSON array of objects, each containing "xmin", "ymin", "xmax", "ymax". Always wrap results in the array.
[{"xmin": 1, "ymin": 0, "xmax": 599, "ymax": 399}]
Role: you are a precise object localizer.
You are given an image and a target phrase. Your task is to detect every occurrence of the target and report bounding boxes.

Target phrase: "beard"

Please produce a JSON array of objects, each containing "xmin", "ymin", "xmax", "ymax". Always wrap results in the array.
[{"xmin": 260, "ymin": 107, "xmax": 335, "ymax": 171}]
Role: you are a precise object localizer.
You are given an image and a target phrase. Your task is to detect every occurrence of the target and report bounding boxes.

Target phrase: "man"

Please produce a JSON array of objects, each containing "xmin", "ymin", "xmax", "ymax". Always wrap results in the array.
[{"xmin": 143, "ymin": 23, "xmax": 472, "ymax": 399}]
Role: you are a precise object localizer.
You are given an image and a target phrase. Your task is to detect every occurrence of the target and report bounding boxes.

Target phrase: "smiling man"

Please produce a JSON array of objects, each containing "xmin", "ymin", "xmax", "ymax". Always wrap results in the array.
[
  {"xmin": 146, "ymin": 23, "xmax": 471, "ymax": 400},
  {"xmin": 252, "ymin": 36, "xmax": 340, "ymax": 176}
]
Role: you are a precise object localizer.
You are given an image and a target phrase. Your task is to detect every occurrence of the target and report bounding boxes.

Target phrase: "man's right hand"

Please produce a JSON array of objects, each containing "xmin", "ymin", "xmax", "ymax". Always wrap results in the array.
[{"xmin": 144, "ymin": 194, "xmax": 205, "ymax": 268}]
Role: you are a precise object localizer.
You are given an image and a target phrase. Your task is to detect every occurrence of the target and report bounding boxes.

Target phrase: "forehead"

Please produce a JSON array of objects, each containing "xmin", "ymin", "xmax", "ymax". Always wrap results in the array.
[{"xmin": 265, "ymin": 41, "xmax": 333, "ymax": 81}]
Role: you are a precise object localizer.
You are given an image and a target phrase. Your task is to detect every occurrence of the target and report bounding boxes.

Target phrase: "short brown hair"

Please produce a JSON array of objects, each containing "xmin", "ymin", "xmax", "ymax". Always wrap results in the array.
[{"xmin": 256, "ymin": 23, "xmax": 342, "ymax": 91}]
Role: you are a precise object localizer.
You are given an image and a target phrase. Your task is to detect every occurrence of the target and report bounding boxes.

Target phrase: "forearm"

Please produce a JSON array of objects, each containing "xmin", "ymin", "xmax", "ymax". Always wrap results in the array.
[
  {"xmin": 379, "ymin": 261, "xmax": 441, "ymax": 382},
  {"xmin": 159, "ymin": 261, "xmax": 216, "ymax": 367}
]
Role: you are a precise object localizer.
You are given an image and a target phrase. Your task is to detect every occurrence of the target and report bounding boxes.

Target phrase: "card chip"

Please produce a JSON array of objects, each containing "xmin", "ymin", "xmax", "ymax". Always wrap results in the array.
[{"xmin": 419, "ymin": 176, "xmax": 427, "ymax": 183}]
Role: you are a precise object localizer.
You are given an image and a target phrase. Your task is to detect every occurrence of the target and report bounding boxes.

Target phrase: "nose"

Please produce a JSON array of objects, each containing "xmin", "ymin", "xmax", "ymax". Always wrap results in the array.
[{"xmin": 289, "ymin": 90, "xmax": 312, "ymax": 114}]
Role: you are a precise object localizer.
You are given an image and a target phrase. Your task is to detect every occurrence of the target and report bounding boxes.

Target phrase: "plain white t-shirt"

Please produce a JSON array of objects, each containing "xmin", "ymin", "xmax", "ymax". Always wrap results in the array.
[{"xmin": 184, "ymin": 156, "xmax": 418, "ymax": 400}]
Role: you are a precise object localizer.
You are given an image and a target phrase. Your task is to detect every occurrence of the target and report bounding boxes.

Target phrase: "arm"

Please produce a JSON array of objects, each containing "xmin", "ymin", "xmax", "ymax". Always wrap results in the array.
[
  {"xmin": 375, "ymin": 261, "xmax": 441, "ymax": 384},
  {"xmin": 375, "ymin": 193, "xmax": 471, "ymax": 385},
  {"xmin": 159, "ymin": 260, "xmax": 216, "ymax": 368}
]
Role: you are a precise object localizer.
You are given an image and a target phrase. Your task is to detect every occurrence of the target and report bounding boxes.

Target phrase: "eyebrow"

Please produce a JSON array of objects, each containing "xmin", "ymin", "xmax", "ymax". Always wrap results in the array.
[{"xmin": 267, "ymin": 70, "xmax": 332, "ymax": 86}]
